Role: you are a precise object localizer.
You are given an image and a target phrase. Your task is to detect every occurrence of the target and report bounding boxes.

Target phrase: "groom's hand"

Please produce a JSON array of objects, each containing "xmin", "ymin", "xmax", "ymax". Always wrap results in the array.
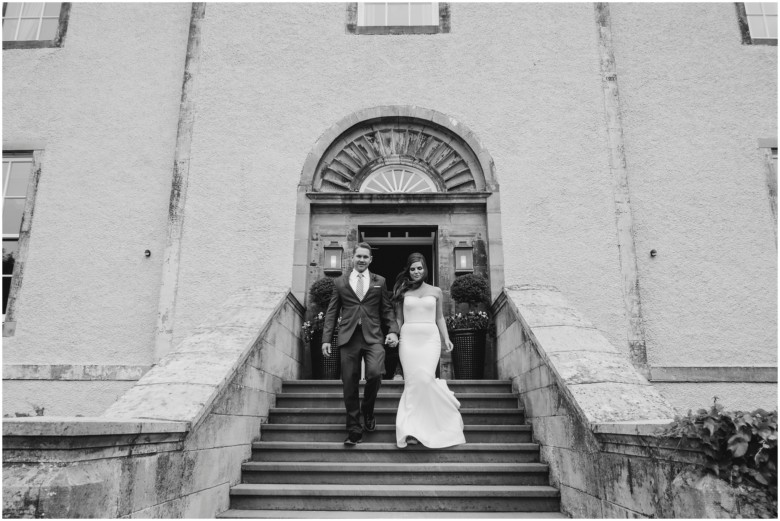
[
  {"xmin": 322, "ymin": 343, "xmax": 331, "ymax": 358},
  {"xmin": 385, "ymin": 333, "xmax": 398, "ymax": 348}
]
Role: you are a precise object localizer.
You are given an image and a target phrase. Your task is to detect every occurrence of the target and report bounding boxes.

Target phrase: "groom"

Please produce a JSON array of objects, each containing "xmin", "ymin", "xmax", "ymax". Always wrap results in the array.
[{"xmin": 322, "ymin": 242, "xmax": 399, "ymax": 445}]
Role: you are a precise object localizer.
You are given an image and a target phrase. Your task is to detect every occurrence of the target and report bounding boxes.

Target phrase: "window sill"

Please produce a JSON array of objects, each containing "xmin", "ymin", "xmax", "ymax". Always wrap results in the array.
[
  {"xmin": 3, "ymin": 40, "xmax": 61, "ymax": 50},
  {"xmin": 355, "ymin": 25, "xmax": 441, "ymax": 35}
]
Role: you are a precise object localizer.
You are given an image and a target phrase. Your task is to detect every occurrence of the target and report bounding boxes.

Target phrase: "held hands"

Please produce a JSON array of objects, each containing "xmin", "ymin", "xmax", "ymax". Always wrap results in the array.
[
  {"xmin": 385, "ymin": 333, "xmax": 399, "ymax": 348},
  {"xmin": 322, "ymin": 343, "xmax": 331, "ymax": 358},
  {"xmin": 443, "ymin": 338, "xmax": 454, "ymax": 353}
]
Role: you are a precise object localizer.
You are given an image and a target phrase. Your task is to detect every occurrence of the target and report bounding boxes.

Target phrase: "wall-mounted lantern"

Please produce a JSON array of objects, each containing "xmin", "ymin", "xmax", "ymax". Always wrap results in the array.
[
  {"xmin": 323, "ymin": 242, "xmax": 343, "ymax": 275},
  {"xmin": 454, "ymin": 241, "xmax": 474, "ymax": 274}
]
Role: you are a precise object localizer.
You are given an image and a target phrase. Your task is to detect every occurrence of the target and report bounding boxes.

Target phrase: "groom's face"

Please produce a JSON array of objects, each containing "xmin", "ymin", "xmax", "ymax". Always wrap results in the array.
[{"xmin": 352, "ymin": 247, "xmax": 372, "ymax": 273}]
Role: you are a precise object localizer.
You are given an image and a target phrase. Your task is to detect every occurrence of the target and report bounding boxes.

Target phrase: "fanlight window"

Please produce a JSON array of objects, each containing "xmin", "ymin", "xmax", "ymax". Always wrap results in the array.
[{"xmin": 360, "ymin": 167, "xmax": 438, "ymax": 193}]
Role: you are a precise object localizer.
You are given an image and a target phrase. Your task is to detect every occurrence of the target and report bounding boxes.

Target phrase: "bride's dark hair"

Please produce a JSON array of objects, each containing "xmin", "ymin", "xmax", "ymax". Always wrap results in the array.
[{"xmin": 392, "ymin": 253, "xmax": 428, "ymax": 304}]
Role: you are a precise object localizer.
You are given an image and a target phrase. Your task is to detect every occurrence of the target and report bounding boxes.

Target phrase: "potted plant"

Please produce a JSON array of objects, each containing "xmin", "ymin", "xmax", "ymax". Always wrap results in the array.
[
  {"xmin": 446, "ymin": 274, "xmax": 491, "ymax": 379},
  {"xmin": 303, "ymin": 277, "xmax": 340, "ymax": 379}
]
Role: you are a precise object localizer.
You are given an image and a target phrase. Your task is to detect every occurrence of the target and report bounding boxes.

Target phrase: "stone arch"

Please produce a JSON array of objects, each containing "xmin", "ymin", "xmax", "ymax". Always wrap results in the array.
[
  {"xmin": 292, "ymin": 106, "xmax": 504, "ymax": 304},
  {"xmin": 299, "ymin": 106, "xmax": 498, "ymax": 193}
]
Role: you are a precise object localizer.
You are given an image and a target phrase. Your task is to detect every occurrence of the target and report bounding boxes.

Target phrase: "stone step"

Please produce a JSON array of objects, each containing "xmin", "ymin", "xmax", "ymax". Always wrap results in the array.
[
  {"xmin": 218, "ymin": 509, "xmax": 566, "ymax": 518},
  {"xmin": 275, "ymin": 392, "xmax": 519, "ymax": 409},
  {"xmin": 260, "ymin": 424, "xmax": 532, "ymax": 443},
  {"xmin": 251, "ymin": 442, "xmax": 540, "ymax": 463},
  {"xmin": 267, "ymin": 408, "xmax": 524, "ymax": 425},
  {"xmin": 240, "ymin": 462, "xmax": 551, "ymax": 486},
  {"xmin": 283, "ymin": 380, "xmax": 513, "ymax": 394},
  {"xmin": 227, "ymin": 484, "xmax": 561, "ymax": 512}
]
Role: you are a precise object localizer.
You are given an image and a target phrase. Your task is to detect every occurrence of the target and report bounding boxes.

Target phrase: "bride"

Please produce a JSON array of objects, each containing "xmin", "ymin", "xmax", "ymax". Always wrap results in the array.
[{"xmin": 392, "ymin": 253, "xmax": 466, "ymax": 448}]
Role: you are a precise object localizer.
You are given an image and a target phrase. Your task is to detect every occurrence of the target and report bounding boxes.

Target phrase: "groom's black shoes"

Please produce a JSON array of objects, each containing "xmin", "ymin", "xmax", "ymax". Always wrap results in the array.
[
  {"xmin": 344, "ymin": 432, "xmax": 363, "ymax": 445},
  {"xmin": 363, "ymin": 416, "xmax": 377, "ymax": 433}
]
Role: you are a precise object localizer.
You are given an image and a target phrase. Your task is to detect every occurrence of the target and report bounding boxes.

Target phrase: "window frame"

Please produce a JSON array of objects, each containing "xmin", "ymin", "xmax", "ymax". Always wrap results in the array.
[
  {"xmin": 2, "ymin": 2, "xmax": 71, "ymax": 50},
  {"xmin": 758, "ymin": 138, "xmax": 778, "ymax": 245},
  {"xmin": 346, "ymin": 2, "xmax": 450, "ymax": 35},
  {"xmin": 736, "ymin": 2, "xmax": 778, "ymax": 46},
  {"xmin": 2, "ymin": 150, "xmax": 41, "ymax": 337}
]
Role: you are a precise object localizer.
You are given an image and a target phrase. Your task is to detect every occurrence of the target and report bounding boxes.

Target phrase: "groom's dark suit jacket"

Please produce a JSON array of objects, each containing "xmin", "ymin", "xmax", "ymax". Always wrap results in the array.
[{"xmin": 322, "ymin": 272, "xmax": 399, "ymax": 347}]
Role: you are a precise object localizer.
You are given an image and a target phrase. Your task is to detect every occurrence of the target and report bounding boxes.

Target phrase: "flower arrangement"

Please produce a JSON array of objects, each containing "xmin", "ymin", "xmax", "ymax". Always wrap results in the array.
[
  {"xmin": 302, "ymin": 313, "xmax": 340, "ymax": 343},
  {"xmin": 445, "ymin": 311, "xmax": 490, "ymax": 331}
]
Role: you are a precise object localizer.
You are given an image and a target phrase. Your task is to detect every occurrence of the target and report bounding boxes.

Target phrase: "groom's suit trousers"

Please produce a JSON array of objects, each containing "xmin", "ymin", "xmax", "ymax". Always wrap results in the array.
[{"xmin": 340, "ymin": 324, "xmax": 385, "ymax": 435}]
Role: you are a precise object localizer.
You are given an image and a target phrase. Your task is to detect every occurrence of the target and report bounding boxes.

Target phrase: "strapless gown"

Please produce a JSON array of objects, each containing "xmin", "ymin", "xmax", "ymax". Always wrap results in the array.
[{"xmin": 395, "ymin": 295, "xmax": 466, "ymax": 448}]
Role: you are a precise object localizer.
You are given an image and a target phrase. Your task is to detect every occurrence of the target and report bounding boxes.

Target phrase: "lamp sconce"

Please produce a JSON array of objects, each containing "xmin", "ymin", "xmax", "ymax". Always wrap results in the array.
[
  {"xmin": 454, "ymin": 241, "xmax": 474, "ymax": 274},
  {"xmin": 323, "ymin": 241, "xmax": 343, "ymax": 275}
]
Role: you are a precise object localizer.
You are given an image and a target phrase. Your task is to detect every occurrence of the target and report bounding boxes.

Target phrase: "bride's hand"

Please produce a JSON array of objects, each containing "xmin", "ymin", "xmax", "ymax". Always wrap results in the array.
[{"xmin": 444, "ymin": 339, "xmax": 454, "ymax": 353}]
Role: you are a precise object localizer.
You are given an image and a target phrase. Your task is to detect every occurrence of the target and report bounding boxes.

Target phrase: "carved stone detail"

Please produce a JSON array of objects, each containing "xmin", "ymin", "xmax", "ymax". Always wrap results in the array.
[{"xmin": 314, "ymin": 119, "xmax": 483, "ymax": 193}]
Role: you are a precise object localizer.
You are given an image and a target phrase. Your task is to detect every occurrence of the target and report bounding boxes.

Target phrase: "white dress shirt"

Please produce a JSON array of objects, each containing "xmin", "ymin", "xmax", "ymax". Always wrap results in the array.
[{"xmin": 349, "ymin": 269, "xmax": 370, "ymax": 301}]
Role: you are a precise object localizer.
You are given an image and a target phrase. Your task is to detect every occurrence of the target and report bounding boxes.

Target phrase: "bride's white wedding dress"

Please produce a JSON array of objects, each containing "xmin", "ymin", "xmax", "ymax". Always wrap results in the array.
[{"xmin": 395, "ymin": 294, "xmax": 466, "ymax": 448}]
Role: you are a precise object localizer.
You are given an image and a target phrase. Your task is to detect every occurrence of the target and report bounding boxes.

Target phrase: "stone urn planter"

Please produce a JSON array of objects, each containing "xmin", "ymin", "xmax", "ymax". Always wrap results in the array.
[
  {"xmin": 309, "ymin": 329, "xmax": 340, "ymax": 380},
  {"xmin": 445, "ymin": 273, "xmax": 491, "ymax": 380},
  {"xmin": 448, "ymin": 328, "xmax": 486, "ymax": 379}
]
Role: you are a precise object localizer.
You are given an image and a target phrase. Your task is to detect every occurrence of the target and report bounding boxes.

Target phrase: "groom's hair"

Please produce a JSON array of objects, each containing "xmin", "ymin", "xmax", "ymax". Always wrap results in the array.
[{"xmin": 353, "ymin": 242, "xmax": 373, "ymax": 255}]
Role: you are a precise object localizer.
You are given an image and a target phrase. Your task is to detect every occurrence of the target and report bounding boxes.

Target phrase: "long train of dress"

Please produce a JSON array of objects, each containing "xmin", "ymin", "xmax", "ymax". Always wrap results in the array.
[{"xmin": 395, "ymin": 295, "xmax": 466, "ymax": 448}]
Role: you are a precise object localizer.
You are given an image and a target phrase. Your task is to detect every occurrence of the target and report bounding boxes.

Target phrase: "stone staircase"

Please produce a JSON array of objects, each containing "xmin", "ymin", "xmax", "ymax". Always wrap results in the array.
[{"xmin": 218, "ymin": 380, "xmax": 563, "ymax": 518}]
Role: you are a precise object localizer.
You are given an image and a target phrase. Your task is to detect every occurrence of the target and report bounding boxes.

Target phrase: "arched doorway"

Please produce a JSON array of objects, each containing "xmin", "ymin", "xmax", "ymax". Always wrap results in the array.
[{"xmin": 292, "ymin": 106, "xmax": 503, "ymax": 377}]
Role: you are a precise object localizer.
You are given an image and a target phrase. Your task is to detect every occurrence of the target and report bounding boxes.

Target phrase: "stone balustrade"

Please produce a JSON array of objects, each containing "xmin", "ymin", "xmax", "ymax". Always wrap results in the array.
[
  {"xmin": 495, "ymin": 284, "xmax": 769, "ymax": 518},
  {"xmin": 3, "ymin": 286, "xmax": 304, "ymax": 518}
]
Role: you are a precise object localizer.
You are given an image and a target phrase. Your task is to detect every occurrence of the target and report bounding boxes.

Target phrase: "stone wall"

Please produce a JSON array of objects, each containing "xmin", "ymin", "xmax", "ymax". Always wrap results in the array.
[
  {"xmin": 495, "ymin": 284, "xmax": 770, "ymax": 518},
  {"xmin": 2, "ymin": 286, "xmax": 304, "ymax": 518}
]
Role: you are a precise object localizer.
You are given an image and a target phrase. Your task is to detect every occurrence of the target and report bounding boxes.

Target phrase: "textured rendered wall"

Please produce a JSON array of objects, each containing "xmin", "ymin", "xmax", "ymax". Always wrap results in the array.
[
  {"xmin": 610, "ymin": 3, "xmax": 778, "ymax": 366},
  {"xmin": 2, "ymin": 4, "xmax": 191, "ymax": 414},
  {"xmin": 3, "ymin": 3, "xmax": 776, "ymax": 416},
  {"xmin": 171, "ymin": 2, "xmax": 628, "ymax": 360},
  {"xmin": 609, "ymin": 3, "xmax": 777, "ymax": 408}
]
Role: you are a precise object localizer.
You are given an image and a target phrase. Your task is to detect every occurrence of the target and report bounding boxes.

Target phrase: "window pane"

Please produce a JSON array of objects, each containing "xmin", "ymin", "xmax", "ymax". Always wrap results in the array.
[
  {"xmin": 3, "ymin": 240, "xmax": 18, "ymax": 275},
  {"xmin": 38, "ymin": 17, "xmax": 57, "ymax": 39},
  {"xmin": 747, "ymin": 15, "xmax": 768, "ymax": 38},
  {"xmin": 2, "ymin": 199, "xmax": 25, "ymax": 234},
  {"xmin": 21, "ymin": 3, "xmax": 43, "ymax": 17},
  {"xmin": 410, "ymin": 3, "xmax": 434, "ymax": 25},
  {"xmin": 763, "ymin": 2, "xmax": 778, "ymax": 15},
  {"xmin": 364, "ymin": 3, "xmax": 385, "ymax": 26},
  {"xmin": 744, "ymin": 2, "xmax": 765, "ymax": 15},
  {"xmin": 4, "ymin": 3, "xmax": 22, "ymax": 17},
  {"xmin": 16, "ymin": 18, "xmax": 39, "ymax": 40},
  {"xmin": 6, "ymin": 161, "xmax": 31, "ymax": 197},
  {"xmin": 2, "ymin": 19, "xmax": 18, "ymax": 41},
  {"xmin": 3, "ymin": 275, "xmax": 11, "ymax": 314},
  {"xmin": 43, "ymin": 2, "xmax": 61, "ymax": 16},
  {"xmin": 387, "ymin": 2, "xmax": 408, "ymax": 25}
]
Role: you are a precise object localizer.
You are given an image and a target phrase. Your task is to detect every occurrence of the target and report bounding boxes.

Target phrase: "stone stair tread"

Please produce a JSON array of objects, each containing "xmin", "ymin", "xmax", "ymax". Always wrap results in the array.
[
  {"xmin": 262, "ymin": 424, "xmax": 530, "ymax": 431},
  {"xmin": 242, "ymin": 462, "xmax": 549, "ymax": 472},
  {"xmin": 218, "ymin": 509, "xmax": 566, "ymax": 518},
  {"xmin": 278, "ymin": 392, "xmax": 517, "ymax": 398},
  {"xmin": 270, "ymin": 407, "xmax": 523, "ymax": 414},
  {"xmin": 286, "ymin": 380, "xmax": 512, "ymax": 384},
  {"xmin": 230, "ymin": 484, "xmax": 561, "ymax": 497},
  {"xmin": 252, "ymin": 441, "xmax": 539, "ymax": 450}
]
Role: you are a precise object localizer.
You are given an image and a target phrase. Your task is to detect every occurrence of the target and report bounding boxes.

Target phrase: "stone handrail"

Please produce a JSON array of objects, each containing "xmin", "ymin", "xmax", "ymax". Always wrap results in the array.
[
  {"xmin": 3, "ymin": 286, "xmax": 305, "ymax": 518},
  {"xmin": 493, "ymin": 284, "xmax": 758, "ymax": 518}
]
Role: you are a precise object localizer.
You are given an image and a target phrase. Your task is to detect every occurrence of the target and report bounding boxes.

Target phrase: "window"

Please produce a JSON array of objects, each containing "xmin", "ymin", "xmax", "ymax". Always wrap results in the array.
[
  {"xmin": 737, "ymin": 2, "xmax": 778, "ymax": 45},
  {"xmin": 2, "ymin": 2, "xmax": 70, "ymax": 49},
  {"xmin": 359, "ymin": 2, "xmax": 437, "ymax": 27},
  {"xmin": 360, "ymin": 166, "xmax": 438, "ymax": 193},
  {"xmin": 347, "ymin": 2, "xmax": 449, "ymax": 35},
  {"xmin": 3, "ymin": 154, "xmax": 32, "ymax": 318}
]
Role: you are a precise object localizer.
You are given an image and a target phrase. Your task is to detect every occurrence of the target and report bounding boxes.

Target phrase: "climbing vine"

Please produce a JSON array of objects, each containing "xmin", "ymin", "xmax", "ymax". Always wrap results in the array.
[{"xmin": 662, "ymin": 398, "xmax": 777, "ymax": 502}]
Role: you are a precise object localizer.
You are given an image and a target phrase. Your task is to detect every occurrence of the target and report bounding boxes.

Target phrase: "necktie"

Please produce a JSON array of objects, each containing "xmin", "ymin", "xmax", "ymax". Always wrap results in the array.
[{"xmin": 356, "ymin": 273, "xmax": 365, "ymax": 300}]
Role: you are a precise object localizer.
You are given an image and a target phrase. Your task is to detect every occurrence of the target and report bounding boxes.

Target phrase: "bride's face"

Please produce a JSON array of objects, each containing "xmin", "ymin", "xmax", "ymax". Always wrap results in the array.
[{"xmin": 409, "ymin": 261, "xmax": 425, "ymax": 282}]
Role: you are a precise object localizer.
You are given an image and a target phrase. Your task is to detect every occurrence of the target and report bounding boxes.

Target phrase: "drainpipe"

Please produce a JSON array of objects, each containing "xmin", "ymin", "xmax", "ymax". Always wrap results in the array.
[
  {"xmin": 154, "ymin": 3, "xmax": 205, "ymax": 361},
  {"xmin": 594, "ymin": 2, "xmax": 649, "ymax": 377}
]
